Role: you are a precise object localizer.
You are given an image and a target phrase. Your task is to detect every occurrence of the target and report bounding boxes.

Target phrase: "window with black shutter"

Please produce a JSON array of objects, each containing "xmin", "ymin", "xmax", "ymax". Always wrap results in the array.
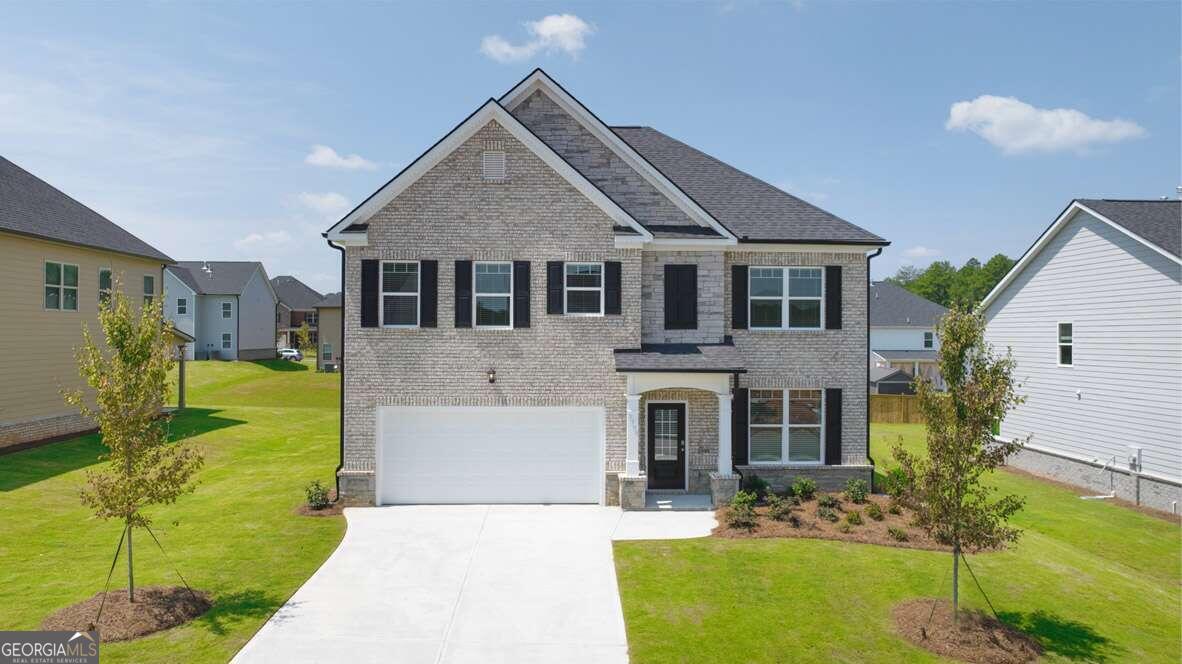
[
  {"xmin": 546, "ymin": 261, "xmax": 564, "ymax": 314},
  {"xmin": 731, "ymin": 265, "xmax": 748, "ymax": 330},
  {"xmin": 360, "ymin": 259, "xmax": 378, "ymax": 328},
  {"xmin": 454, "ymin": 260, "xmax": 472, "ymax": 328},
  {"xmin": 664, "ymin": 264, "xmax": 697, "ymax": 330},
  {"xmin": 825, "ymin": 265, "xmax": 842, "ymax": 330},
  {"xmin": 732, "ymin": 387, "xmax": 749, "ymax": 465},
  {"xmin": 513, "ymin": 261, "xmax": 530, "ymax": 328},
  {"xmin": 824, "ymin": 388, "xmax": 842, "ymax": 465},
  {"xmin": 420, "ymin": 260, "xmax": 438, "ymax": 327}
]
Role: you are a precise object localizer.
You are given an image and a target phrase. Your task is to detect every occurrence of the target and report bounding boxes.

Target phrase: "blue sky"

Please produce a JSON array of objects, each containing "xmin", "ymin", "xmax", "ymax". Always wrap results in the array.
[{"xmin": 2, "ymin": 1, "xmax": 1178, "ymax": 290}]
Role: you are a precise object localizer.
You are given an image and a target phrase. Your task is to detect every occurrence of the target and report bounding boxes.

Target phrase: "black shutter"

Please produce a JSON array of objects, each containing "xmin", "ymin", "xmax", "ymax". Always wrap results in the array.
[
  {"xmin": 454, "ymin": 260, "xmax": 472, "ymax": 328},
  {"xmin": 420, "ymin": 260, "xmax": 438, "ymax": 328},
  {"xmin": 825, "ymin": 265, "xmax": 842, "ymax": 330},
  {"xmin": 360, "ymin": 259, "xmax": 379, "ymax": 328},
  {"xmin": 604, "ymin": 261, "xmax": 622, "ymax": 315},
  {"xmin": 513, "ymin": 261, "xmax": 530, "ymax": 328},
  {"xmin": 664, "ymin": 264, "xmax": 697, "ymax": 330},
  {"xmin": 546, "ymin": 261, "xmax": 564, "ymax": 314},
  {"xmin": 732, "ymin": 387, "xmax": 749, "ymax": 466},
  {"xmin": 731, "ymin": 265, "xmax": 748, "ymax": 330},
  {"xmin": 825, "ymin": 388, "xmax": 842, "ymax": 465}
]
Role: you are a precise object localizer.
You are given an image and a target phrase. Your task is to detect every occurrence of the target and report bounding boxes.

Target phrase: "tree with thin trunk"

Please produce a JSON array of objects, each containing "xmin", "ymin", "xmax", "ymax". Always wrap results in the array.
[
  {"xmin": 892, "ymin": 307, "xmax": 1027, "ymax": 622},
  {"xmin": 295, "ymin": 321, "xmax": 312, "ymax": 352},
  {"xmin": 65, "ymin": 278, "xmax": 203, "ymax": 602}
]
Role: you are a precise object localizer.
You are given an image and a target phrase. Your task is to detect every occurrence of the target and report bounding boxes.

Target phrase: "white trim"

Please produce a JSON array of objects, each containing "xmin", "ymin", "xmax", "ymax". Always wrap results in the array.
[
  {"xmin": 748, "ymin": 266, "xmax": 825, "ymax": 331},
  {"xmin": 221, "ymin": 332, "xmax": 232, "ymax": 349},
  {"xmin": 646, "ymin": 400, "xmax": 689, "ymax": 491},
  {"xmin": 380, "ymin": 260, "xmax": 420, "ymax": 328},
  {"xmin": 500, "ymin": 70, "xmax": 737, "ymax": 241},
  {"xmin": 221, "ymin": 300, "xmax": 233, "ymax": 319},
  {"xmin": 43, "ymin": 260, "xmax": 80, "ymax": 312},
  {"xmin": 980, "ymin": 202, "xmax": 1182, "ymax": 312},
  {"xmin": 748, "ymin": 388, "xmax": 826, "ymax": 465},
  {"xmin": 564, "ymin": 261, "xmax": 605, "ymax": 316},
  {"xmin": 1056, "ymin": 320, "xmax": 1074, "ymax": 367},
  {"xmin": 624, "ymin": 372, "xmax": 731, "ymax": 395},
  {"xmin": 176, "ymin": 297, "xmax": 188, "ymax": 316},
  {"xmin": 325, "ymin": 99, "xmax": 652, "ymax": 243},
  {"xmin": 473, "ymin": 261, "xmax": 513, "ymax": 329},
  {"xmin": 142, "ymin": 273, "xmax": 156, "ymax": 305}
]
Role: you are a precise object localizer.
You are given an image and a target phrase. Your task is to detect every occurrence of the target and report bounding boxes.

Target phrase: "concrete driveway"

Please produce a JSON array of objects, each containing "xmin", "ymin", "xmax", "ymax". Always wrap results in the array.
[{"xmin": 232, "ymin": 505, "xmax": 715, "ymax": 664}]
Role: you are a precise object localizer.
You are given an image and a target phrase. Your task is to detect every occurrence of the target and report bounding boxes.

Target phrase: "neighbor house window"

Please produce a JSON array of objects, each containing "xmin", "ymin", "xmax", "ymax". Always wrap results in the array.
[
  {"xmin": 381, "ymin": 261, "xmax": 419, "ymax": 327},
  {"xmin": 307, "ymin": 311, "xmax": 318, "ymax": 327},
  {"xmin": 177, "ymin": 298, "xmax": 187, "ymax": 315},
  {"xmin": 1057, "ymin": 323, "xmax": 1073, "ymax": 366},
  {"xmin": 45, "ymin": 262, "xmax": 78, "ymax": 311},
  {"xmin": 98, "ymin": 268, "xmax": 112, "ymax": 304},
  {"xmin": 222, "ymin": 301, "xmax": 232, "ymax": 318},
  {"xmin": 923, "ymin": 331, "xmax": 934, "ymax": 348},
  {"xmin": 749, "ymin": 389, "xmax": 824, "ymax": 463},
  {"xmin": 321, "ymin": 343, "xmax": 332, "ymax": 361},
  {"xmin": 749, "ymin": 267, "xmax": 823, "ymax": 329},
  {"xmin": 143, "ymin": 275, "xmax": 155, "ymax": 305},
  {"xmin": 564, "ymin": 263, "xmax": 603, "ymax": 315},
  {"xmin": 222, "ymin": 333, "xmax": 232, "ymax": 349},
  {"xmin": 474, "ymin": 262, "xmax": 512, "ymax": 328}
]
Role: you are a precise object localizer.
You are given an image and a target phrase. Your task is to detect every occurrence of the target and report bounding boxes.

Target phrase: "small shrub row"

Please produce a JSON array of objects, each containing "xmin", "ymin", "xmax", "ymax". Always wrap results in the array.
[
  {"xmin": 865, "ymin": 502, "xmax": 884, "ymax": 521},
  {"xmin": 817, "ymin": 494, "xmax": 841, "ymax": 510},
  {"xmin": 843, "ymin": 478, "xmax": 869, "ymax": 504},
  {"xmin": 888, "ymin": 526, "xmax": 909, "ymax": 542}
]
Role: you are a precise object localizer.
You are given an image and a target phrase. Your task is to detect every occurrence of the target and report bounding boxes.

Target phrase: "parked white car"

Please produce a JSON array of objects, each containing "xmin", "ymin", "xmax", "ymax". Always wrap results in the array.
[{"xmin": 278, "ymin": 348, "xmax": 303, "ymax": 361}]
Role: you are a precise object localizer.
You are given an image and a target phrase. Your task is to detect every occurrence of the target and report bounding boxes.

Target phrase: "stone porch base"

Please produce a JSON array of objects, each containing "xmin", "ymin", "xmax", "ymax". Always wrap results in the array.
[{"xmin": 737, "ymin": 464, "xmax": 874, "ymax": 493}]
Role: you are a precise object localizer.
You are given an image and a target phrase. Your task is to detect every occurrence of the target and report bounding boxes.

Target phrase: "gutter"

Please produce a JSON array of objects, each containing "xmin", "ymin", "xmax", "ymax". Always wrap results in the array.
[
  {"xmin": 327, "ymin": 238, "xmax": 346, "ymax": 503},
  {"xmin": 866, "ymin": 247, "xmax": 883, "ymax": 486}
]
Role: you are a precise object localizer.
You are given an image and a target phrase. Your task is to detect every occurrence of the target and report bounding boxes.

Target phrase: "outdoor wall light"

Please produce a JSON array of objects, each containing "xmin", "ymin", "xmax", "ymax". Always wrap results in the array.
[{"xmin": 487, "ymin": 368, "xmax": 496, "ymax": 384}]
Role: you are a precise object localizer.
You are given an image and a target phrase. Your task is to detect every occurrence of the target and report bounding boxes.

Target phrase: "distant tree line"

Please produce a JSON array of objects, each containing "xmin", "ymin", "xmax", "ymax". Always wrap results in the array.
[{"xmin": 885, "ymin": 254, "xmax": 1015, "ymax": 309}]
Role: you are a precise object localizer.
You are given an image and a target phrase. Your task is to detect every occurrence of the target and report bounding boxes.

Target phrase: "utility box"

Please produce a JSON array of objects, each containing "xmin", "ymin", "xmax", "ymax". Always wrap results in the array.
[{"xmin": 1127, "ymin": 446, "xmax": 1143, "ymax": 473}]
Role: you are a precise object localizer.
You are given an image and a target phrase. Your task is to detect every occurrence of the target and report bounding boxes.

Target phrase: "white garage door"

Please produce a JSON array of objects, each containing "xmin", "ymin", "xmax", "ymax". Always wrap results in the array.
[{"xmin": 377, "ymin": 406, "xmax": 604, "ymax": 505}]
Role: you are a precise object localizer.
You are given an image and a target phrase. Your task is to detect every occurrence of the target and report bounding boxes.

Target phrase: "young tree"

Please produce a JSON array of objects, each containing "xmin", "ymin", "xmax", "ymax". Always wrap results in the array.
[
  {"xmin": 65, "ymin": 279, "xmax": 203, "ymax": 603},
  {"xmin": 295, "ymin": 321, "xmax": 312, "ymax": 351},
  {"xmin": 892, "ymin": 307, "xmax": 1026, "ymax": 622}
]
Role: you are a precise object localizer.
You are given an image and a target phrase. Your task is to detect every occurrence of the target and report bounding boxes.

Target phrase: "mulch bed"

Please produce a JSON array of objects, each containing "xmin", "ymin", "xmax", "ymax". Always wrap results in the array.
[
  {"xmin": 42, "ymin": 586, "xmax": 212, "ymax": 642},
  {"xmin": 295, "ymin": 488, "xmax": 346, "ymax": 516},
  {"xmin": 713, "ymin": 493, "xmax": 949, "ymax": 551},
  {"xmin": 894, "ymin": 599, "xmax": 1043, "ymax": 663}
]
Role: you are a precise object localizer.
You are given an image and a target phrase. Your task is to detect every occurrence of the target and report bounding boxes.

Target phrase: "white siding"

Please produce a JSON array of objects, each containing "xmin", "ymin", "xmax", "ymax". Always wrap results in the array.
[
  {"xmin": 163, "ymin": 270, "xmax": 197, "ymax": 360},
  {"xmin": 237, "ymin": 268, "xmax": 278, "ymax": 355},
  {"xmin": 984, "ymin": 209, "xmax": 1182, "ymax": 480},
  {"xmin": 871, "ymin": 327, "xmax": 938, "ymax": 351},
  {"xmin": 197, "ymin": 295, "xmax": 238, "ymax": 359}
]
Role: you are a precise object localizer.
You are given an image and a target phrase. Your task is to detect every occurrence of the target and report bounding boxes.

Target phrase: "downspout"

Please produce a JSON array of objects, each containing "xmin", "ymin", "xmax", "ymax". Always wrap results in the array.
[
  {"xmin": 866, "ymin": 247, "xmax": 883, "ymax": 489},
  {"xmin": 328, "ymin": 239, "xmax": 346, "ymax": 503}
]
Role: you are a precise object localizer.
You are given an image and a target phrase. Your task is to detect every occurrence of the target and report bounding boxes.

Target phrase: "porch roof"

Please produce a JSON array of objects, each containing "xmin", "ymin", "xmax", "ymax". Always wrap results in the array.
[
  {"xmin": 873, "ymin": 349, "xmax": 938, "ymax": 362},
  {"xmin": 613, "ymin": 341, "xmax": 746, "ymax": 374}
]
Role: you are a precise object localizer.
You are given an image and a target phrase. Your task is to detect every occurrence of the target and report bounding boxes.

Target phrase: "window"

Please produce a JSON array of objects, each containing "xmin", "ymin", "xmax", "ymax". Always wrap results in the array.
[
  {"xmin": 749, "ymin": 267, "xmax": 823, "ymax": 329},
  {"xmin": 749, "ymin": 389, "xmax": 824, "ymax": 463},
  {"xmin": 98, "ymin": 268, "xmax": 112, "ymax": 304},
  {"xmin": 381, "ymin": 261, "xmax": 419, "ymax": 327},
  {"xmin": 307, "ymin": 311, "xmax": 318, "ymax": 327},
  {"xmin": 322, "ymin": 343, "xmax": 333, "ymax": 361},
  {"xmin": 1057, "ymin": 323, "xmax": 1073, "ymax": 366},
  {"xmin": 923, "ymin": 331, "xmax": 934, "ymax": 349},
  {"xmin": 45, "ymin": 262, "xmax": 78, "ymax": 311},
  {"xmin": 177, "ymin": 298, "xmax": 188, "ymax": 315},
  {"xmin": 564, "ymin": 263, "xmax": 603, "ymax": 315},
  {"xmin": 221, "ymin": 301, "xmax": 232, "ymax": 318},
  {"xmin": 222, "ymin": 333, "xmax": 232, "ymax": 349},
  {"xmin": 474, "ymin": 262, "xmax": 512, "ymax": 328},
  {"xmin": 143, "ymin": 275, "xmax": 155, "ymax": 305},
  {"xmin": 482, "ymin": 150, "xmax": 506, "ymax": 181}
]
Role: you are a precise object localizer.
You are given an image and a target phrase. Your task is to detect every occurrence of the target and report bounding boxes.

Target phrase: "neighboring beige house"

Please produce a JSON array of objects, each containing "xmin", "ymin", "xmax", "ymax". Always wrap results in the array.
[
  {"xmin": 315, "ymin": 293, "xmax": 342, "ymax": 370},
  {"xmin": 0, "ymin": 156, "xmax": 175, "ymax": 449}
]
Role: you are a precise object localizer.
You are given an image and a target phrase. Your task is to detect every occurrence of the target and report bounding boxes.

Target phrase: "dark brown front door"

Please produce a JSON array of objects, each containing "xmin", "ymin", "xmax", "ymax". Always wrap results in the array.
[{"xmin": 647, "ymin": 403, "xmax": 686, "ymax": 490}]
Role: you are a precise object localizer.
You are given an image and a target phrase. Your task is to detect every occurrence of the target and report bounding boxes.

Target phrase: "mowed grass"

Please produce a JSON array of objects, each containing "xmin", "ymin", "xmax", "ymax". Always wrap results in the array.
[
  {"xmin": 0, "ymin": 358, "xmax": 344, "ymax": 663},
  {"xmin": 615, "ymin": 423, "xmax": 1181, "ymax": 663}
]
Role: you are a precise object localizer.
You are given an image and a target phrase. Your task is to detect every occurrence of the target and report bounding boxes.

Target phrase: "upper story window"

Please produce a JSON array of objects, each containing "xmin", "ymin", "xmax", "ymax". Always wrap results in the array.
[
  {"xmin": 222, "ymin": 332, "xmax": 232, "ymax": 349},
  {"xmin": 565, "ymin": 263, "xmax": 603, "ymax": 315},
  {"xmin": 177, "ymin": 298, "xmax": 188, "ymax": 315},
  {"xmin": 307, "ymin": 311, "xmax": 319, "ymax": 327},
  {"xmin": 98, "ymin": 268, "xmax": 112, "ymax": 304},
  {"xmin": 923, "ymin": 331, "xmax": 934, "ymax": 348},
  {"xmin": 45, "ymin": 261, "xmax": 79, "ymax": 311},
  {"xmin": 482, "ymin": 150, "xmax": 506, "ymax": 181},
  {"xmin": 143, "ymin": 275, "xmax": 155, "ymax": 305},
  {"xmin": 474, "ymin": 262, "xmax": 512, "ymax": 328},
  {"xmin": 222, "ymin": 301, "xmax": 232, "ymax": 318},
  {"xmin": 381, "ymin": 261, "xmax": 419, "ymax": 327},
  {"xmin": 749, "ymin": 389, "xmax": 824, "ymax": 464},
  {"xmin": 749, "ymin": 267, "xmax": 823, "ymax": 330},
  {"xmin": 1057, "ymin": 323, "xmax": 1073, "ymax": 366}
]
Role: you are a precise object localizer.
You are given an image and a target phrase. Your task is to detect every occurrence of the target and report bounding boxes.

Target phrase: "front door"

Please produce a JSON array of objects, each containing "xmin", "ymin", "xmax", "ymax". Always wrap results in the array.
[{"xmin": 647, "ymin": 403, "xmax": 686, "ymax": 490}]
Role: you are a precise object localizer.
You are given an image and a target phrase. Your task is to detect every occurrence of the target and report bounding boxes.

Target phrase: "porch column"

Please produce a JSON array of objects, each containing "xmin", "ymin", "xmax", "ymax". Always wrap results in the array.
[
  {"xmin": 717, "ymin": 393, "xmax": 733, "ymax": 475},
  {"xmin": 625, "ymin": 394, "xmax": 641, "ymax": 476}
]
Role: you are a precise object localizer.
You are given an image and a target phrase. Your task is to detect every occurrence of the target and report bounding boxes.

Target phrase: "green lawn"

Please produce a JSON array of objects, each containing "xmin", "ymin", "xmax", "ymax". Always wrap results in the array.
[
  {"xmin": 0, "ymin": 358, "xmax": 344, "ymax": 664},
  {"xmin": 616, "ymin": 423, "xmax": 1181, "ymax": 663}
]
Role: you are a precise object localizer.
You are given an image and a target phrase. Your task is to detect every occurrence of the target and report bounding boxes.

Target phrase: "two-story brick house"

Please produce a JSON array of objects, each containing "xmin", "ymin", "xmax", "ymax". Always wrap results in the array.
[{"xmin": 325, "ymin": 71, "xmax": 888, "ymax": 508}]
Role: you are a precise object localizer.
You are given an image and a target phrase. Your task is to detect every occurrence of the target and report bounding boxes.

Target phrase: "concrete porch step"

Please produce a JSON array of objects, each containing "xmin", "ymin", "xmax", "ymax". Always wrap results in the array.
[{"xmin": 643, "ymin": 492, "xmax": 714, "ymax": 511}]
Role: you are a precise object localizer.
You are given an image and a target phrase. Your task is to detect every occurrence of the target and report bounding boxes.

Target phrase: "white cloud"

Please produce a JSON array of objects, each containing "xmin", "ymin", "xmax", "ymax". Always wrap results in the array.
[
  {"xmin": 480, "ymin": 14, "xmax": 594, "ymax": 63},
  {"xmin": 304, "ymin": 144, "xmax": 376, "ymax": 170},
  {"xmin": 903, "ymin": 245, "xmax": 941, "ymax": 258},
  {"xmin": 234, "ymin": 230, "xmax": 292, "ymax": 252},
  {"xmin": 297, "ymin": 192, "xmax": 350, "ymax": 218},
  {"xmin": 946, "ymin": 95, "xmax": 1146, "ymax": 154}
]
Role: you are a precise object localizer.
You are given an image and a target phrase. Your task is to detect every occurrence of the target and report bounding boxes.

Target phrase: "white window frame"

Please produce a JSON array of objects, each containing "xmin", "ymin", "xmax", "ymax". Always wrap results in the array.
[
  {"xmin": 1057, "ymin": 321, "xmax": 1073, "ymax": 367},
  {"xmin": 321, "ymin": 342, "xmax": 333, "ymax": 361},
  {"xmin": 923, "ymin": 331, "xmax": 934, "ymax": 348},
  {"xmin": 306, "ymin": 310, "xmax": 319, "ymax": 327},
  {"xmin": 220, "ymin": 301, "xmax": 232, "ymax": 319},
  {"xmin": 473, "ymin": 261, "xmax": 513, "ymax": 329},
  {"xmin": 748, "ymin": 388, "xmax": 825, "ymax": 465},
  {"xmin": 380, "ymin": 260, "xmax": 420, "ymax": 328},
  {"xmin": 221, "ymin": 332, "xmax": 232, "ymax": 349},
  {"xmin": 44, "ymin": 261, "xmax": 79, "ymax": 312},
  {"xmin": 748, "ymin": 267, "xmax": 824, "ymax": 331},
  {"xmin": 564, "ymin": 261, "xmax": 605, "ymax": 317},
  {"xmin": 176, "ymin": 298, "xmax": 188, "ymax": 315},
  {"xmin": 98, "ymin": 267, "xmax": 112, "ymax": 304},
  {"xmin": 143, "ymin": 274, "xmax": 155, "ymax": 305}
]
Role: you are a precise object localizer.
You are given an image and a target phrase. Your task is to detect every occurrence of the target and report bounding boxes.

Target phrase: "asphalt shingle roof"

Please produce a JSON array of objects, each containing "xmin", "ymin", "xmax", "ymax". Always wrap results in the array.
[
  {"xmin": 316, "ymin": 292, "xmax": 342, "ymax": 308},
  {"xmin": 0, "ymin": 156, "xmax": 172, "ymax": 262},
  {"xmin": 169, "ymin": 261, "xmax": 264, "ymax": 295},
  {"xmin": 271, "ymin": 275, "xmax": 324, "ymax": 310},
  {"xmin": 1077, "ymin": 199, "xmax": 1180, "ymax": 258},
  {"xmin": 870, "ymin": 281, "xmax": 948, "ymax": 328},
  {"xmin": 611, "ymin": 127, "xmax": 888, "ymax": 245},
  {"xmin": 874, "ymin": 349, "xmax": 939, "ymax": 362},
  {"xmin": 614, "ymin": 341, "xmax": 746, "ymax": 373}
]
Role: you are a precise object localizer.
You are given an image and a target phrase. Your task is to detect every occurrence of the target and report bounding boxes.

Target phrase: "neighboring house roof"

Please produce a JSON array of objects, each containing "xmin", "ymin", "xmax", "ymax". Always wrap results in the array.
[
  {"xmin": 613, "ymin": 127, "xmax": 888, "ymax": 245},
  {"xmin": 872, "ymin": 368, "xmax": 914, "ymax": 384},
  {"xmin": 0, "ymin": 156, "xmax": 172, "ymax": 262},
  {"xmin": 875, "ymin": 349, "xmax": 938, "ymax": 362},
  {"xmin": 271, "ymin": 275, "xmax": 324, "ymax": 310},
  {"xmin": 869, "ymin": 281, "xmax": 948, "ymax": 327},
  {"xmin": 869, "ymin": 364, "xmax": 897, "ymax": 383},
  {"xmin": 614, "ymin": 341, "xmax": 746, "ymax": 373},
  {"xmin": 316, "ymin": 292, "xmax": 342, "ymax": 308},
  {"xmin": 169, "ymin": 261, "xmax": 268, "ymax": 296}
]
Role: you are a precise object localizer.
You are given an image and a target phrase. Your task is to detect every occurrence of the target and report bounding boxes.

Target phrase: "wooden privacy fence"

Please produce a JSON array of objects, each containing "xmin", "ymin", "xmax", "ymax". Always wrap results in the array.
[{"xmin": 870, "ymin": 394, "xmax": 925, "ymax": 424}]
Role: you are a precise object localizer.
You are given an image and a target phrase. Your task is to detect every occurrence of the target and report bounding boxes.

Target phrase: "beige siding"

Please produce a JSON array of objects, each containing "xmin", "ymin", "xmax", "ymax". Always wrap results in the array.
[
  {"xmin": 0, "ymin": 232, "xmax": 164, "ymax": 426},
  {"xmin": 317, "ymin": 306, "xmax": 341, "ymax": 369}
]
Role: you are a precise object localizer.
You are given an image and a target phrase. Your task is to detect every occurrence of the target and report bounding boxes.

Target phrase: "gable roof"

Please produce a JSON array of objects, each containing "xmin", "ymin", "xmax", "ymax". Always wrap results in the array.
[
  {"xmin": 315, "ymin": 292, "xmax": 342, "ymax": 308},
  {"xmin": 169, "ymin": 261, "xmax": 267, "ymax": 296},
  {"xmin": 0, "ymin": 156, "xmax": 172, "ymax": 262},
  {"xmin": 614, "ymin": 127, "xmax": 887, "ymax": 245},
  {"xmin": 271, "ymin": 275, "xmax": 324, "ymax": 310},
  {"xmin": 870, "ymin": 281, "xmax": 948, "ymax": 327}
]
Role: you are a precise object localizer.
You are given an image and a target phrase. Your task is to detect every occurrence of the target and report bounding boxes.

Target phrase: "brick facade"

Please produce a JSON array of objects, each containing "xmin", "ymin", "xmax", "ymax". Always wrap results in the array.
[{"xmin": 0, "ymin": 412, "xmax": 96, "ymax": 451}]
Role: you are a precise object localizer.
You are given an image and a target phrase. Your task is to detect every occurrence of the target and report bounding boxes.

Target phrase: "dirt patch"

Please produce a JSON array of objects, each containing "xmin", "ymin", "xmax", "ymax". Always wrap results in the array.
[
  {"xmin": 894, "ymin": 599, "xmax": 1043, "ymax": 663},
  {"xmin": 1002, "ymin": 466, "xmax": 1182, "ymax": 525},
  {"xmin": 42, "ymin": 586, "xmax": 211, "ymax": 642},
  {"xmin": 296, "ymin": 488, "xmax": 347, "ymax": 516},
  {"xmin": 713, "ymin": 493, "xmax": 950, "ymax": 551}
]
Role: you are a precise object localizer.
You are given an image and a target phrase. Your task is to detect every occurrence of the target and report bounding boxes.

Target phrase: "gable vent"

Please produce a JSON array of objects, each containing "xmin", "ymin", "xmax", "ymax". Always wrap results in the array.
[{"xmin": 482, "ymin": 146, "xmax": 506, "ymax": 181}]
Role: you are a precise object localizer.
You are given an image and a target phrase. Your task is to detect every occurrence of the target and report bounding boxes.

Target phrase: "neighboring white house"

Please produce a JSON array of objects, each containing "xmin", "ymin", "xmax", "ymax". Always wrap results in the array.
[
  {"xmin": 869, "ymin": 281, "xmax": 948, "ymax": 391},
  {"xmin": 982, "ymin": 199, "xmax": 1181, "ymax": 512},
  {"xmin": 164, "ymin": 261, "xmax": 279, "ymax": 360}
]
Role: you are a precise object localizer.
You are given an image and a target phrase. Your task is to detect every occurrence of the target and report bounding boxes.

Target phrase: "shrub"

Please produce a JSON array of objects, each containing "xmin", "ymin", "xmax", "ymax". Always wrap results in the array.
[
  {"xmin": 817, "ymin": 505, "xmax": 839, "ymax": 522},
  {"xmin": 837, "ymin": 522, "xmax": 852, "ymax": 534},
  {"xmin": 888, "ymin": 526, "xmax": 908, "ymax": 542},
  {"xmin": 742, "ymin": 474, "xmax": 771, "ymax": 499},
  {"xmin": 865, "ymin": 502, "xmax": 884, "ymax": 521},
  {"xmin": 726, "ymin": 504, "xmax": 758, "ymax": 530},
  {"xmin": 787, "ymin": 513, "xmax": 802, "ymax": 528},
  {"xmin": 844, "ymin": 478, "xmax": 869, "ymax": 504},
  {"xmin": 730, "ymin": 490, "xmax": 758, "ymax": 510},
  {"xmin": 791, "ymin": 477, "xmax": 818, "ymax": 501},
  {"xmin": 888, "ymin": 502, "xmax": 903, "ymax": 516},
  {"xmin": 766, "ymin": 493, "xmax": 794, "ymax": 522},
  {"xmin": 845, "ymin": 510, "xmax": 863, "ymax": 526},
  {"xmin": 817, "ymin": 493, "xmax": 841, "ymax": 510},
  {"xmin": 884, "ymin": 467, "xmax": 910, "ymax": 499},
  {"xmin": 305, "ymin": 480, "xmax": 330, "ymax": 510}
]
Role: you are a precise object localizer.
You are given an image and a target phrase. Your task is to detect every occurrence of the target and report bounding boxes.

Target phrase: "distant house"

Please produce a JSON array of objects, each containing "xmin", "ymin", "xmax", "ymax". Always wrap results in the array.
[
  {"xmin": 164, "ymin": 261, "xmax": 279, "ymax": 360},
  {"xmin": 272, "ymin": 275, "xmax": 324, "ymax": 349},
  {"xmin": 870, "ymin": 366, "xmax": 915, "ymax": 395},
  {"xmin": 314, "ymin": 292, "xmax": 341, "ymax": 370},
  {"xmin": 870, "ymin": 281, "xmax": 948, "ymax": 389},
  {"xmin": 982, "ymin": 199, "xmax": 1181, "ymax": 512}
]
